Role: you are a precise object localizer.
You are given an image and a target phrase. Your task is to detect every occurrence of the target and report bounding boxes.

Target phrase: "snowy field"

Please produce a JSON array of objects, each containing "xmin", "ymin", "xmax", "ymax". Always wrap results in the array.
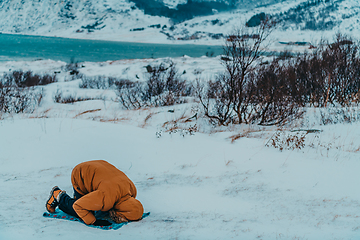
[{"xmin": 1, "ymin": 58, "xmax": 360, "ymax": 240}]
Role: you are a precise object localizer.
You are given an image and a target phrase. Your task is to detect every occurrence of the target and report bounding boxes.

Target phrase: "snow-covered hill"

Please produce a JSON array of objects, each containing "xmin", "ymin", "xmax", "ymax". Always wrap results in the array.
[
  {"xmin": 1, "ymin": 58, "xmax": 360, "ymax": 239},
  {"xmin": 0, "ymin": 0, "xmax": 359, "ymax": 45}
]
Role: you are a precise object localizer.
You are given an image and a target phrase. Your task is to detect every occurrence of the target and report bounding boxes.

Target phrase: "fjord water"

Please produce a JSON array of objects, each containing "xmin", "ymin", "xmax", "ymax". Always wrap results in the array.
[{"xmin": 0, "ymin": 33, "xmax": 223, "ymax": 62}]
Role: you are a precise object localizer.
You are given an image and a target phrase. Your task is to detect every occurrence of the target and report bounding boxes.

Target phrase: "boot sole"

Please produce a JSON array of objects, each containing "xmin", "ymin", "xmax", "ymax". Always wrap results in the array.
[{"xmin": 46, "ymin": 186, "xmax": 60, "ymax": 213}]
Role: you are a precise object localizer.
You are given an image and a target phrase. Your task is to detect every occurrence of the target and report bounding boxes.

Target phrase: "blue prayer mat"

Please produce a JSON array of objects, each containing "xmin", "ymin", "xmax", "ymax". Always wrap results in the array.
[{"xmin": 43, "ymin": 210, "xmax": 150, "ymax": 230}]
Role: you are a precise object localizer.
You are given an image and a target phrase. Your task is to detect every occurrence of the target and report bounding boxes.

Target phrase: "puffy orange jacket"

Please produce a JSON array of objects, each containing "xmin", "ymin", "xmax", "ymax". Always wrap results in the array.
[{"xmin": 71, "ymin": 160, "xmax": 143, "ymax": 225}]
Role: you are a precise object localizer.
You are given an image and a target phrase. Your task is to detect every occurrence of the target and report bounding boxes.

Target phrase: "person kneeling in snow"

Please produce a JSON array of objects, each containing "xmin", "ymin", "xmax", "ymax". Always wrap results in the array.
[{"xmin": 46, "ymin": 160, "xmax": 144, "ymax": 226}]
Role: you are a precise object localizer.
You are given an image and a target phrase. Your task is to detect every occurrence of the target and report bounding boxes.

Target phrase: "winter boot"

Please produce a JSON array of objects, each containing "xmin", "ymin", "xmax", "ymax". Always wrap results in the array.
[
  {"xmin": 109, "ymin": 209, "xmax": 128, "ymax": 223},
  {"xmin": 46, "ymin": 186, "xmax": 66, "ymax": 213}
]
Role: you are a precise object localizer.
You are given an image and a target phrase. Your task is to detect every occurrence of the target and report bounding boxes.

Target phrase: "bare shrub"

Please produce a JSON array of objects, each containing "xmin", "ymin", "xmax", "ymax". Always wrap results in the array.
[
  {"xmin": 3, "ymin": 70, "xmax": 57, "ymax": 87},
  {"xmin": 322, "ymin": 34, "xmax": 360, "ymax": 106},
  {"xmin": 143, "ymin": 61, "xmax": 189, "ymax": 104},
  {"xmin": 253, "ymin": 60, "xmax": 304, "ymax": 126},
  {"xmin": 65, "ymin": 57, "xmax": 80, "ymax": 76},
  {"xmin": 198, "ymin": 18, "xmax": 283, "ymax": 126},
  {"xmin": 79, "ymin": 75, "xmax": 133, "ymax": 90},
  {"xmin": 197, "ymin": 57, "xmax": 303, "ymax": 126},
  {"xmin": 0, "ymin": 87, "xmax": 43, "ymax": 114},
  {"xmin": 196, "ymin": 76, "xmax": 236, "ymax": 125},
  {"xmin": 117, "ymin": 61, "xmax": 191, "ymax": 109},
  {"xmin": 319, "ymin": 106, "xmax": 360, "ymax": 125},
  {"xmin": 223, "ymin": 18, "xmax": 275, "ymax": 123},
  {"xmin": 117, "ymin": 82, "xmax": 145, "ymax": 109},
  {"xmin": 53, "ymin": 90, "xmax": 104, "ymax": 104},
  {"xmin": 265, "ymin": 131, "xmax": 307, "ymax": 151},
  {"xmin": 199, "ymin": 31, "xmax": 360, "ymax": 126},
  {"xmin": 0, "ymin": 70, "xmax": 47, "ymax": 115},
  {"xmin": 79, "ymin": 75, "xmax": 107, "ymax": 89},
  {"xmin": 292, "ymin": 34, "xmax": 360, "ymax": 107}
]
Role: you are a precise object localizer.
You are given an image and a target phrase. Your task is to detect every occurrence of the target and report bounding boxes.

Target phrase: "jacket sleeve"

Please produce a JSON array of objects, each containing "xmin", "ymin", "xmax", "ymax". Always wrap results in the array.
[{"xmin": 73, "ymin": 190, "xmax": 105, "ymax": 225}]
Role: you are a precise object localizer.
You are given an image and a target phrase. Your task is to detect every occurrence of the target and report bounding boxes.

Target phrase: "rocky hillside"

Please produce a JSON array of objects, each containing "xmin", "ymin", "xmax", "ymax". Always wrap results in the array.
[{"xmin": 0, "ymin": 0, "xmax": 358, "ymax": 44}]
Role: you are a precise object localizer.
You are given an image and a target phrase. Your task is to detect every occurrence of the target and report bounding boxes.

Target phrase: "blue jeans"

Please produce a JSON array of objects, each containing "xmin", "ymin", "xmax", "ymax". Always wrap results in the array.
[{"xmin": 58, "ymin": 188, "xmax": 83, "ymax": 217}]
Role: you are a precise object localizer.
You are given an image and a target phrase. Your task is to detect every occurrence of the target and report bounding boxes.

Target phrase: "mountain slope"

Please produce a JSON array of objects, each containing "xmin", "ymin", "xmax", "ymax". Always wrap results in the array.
[{"xmin": 0, "ymin": 0, "xmax": 358, "ymax": 44}]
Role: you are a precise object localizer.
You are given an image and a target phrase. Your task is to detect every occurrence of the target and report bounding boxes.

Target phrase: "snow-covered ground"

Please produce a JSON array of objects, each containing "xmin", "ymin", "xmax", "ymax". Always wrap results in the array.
[
  {"xmin": 0, "ymin": 57, "xmax": 223, "ymax": 83},
  {"xmin": 0, "ymin": 58, "xmax": 360, "ymax": 239}
]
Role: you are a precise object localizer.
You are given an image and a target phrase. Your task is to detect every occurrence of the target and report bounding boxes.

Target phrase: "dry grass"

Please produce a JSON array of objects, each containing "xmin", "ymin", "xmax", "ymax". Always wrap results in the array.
[
  {"xmin": 153, "ymin": 111, "xmax": 198, "ymax": 137},
  {"xmin": 160, "ymin": 112, "xmax": 199, "ymax": 136},
  {"xmin": 209, "ymin": 129, "xmax": 228, "ymax": 134},
  {"xmin": 140, "ymin": 111, "xmax": 159, "ymax": 128},
  {"xmin": 228, "ymin": 128, "xmax": 263, "ymax": 143},
  {"xmin": 355, "ymin": 146, "xmax": 360, "ymax": 152},
  {"xmin": 29, "ymin": 108, "xmax": 53, "ymax": 119},
  {"xmin": 344, "ymin": 145, "xmax": 360, "ymax": 153},
  {"xmin": 162, "ymin": 112, "xmax": 188, "ymax": 128},
  {"xmin": 74, "ymin": 109, "xmax": 102, "ymax": 118},
  {"xmin": 184, "ymin": 113, "xmax": 197, "ymax": 122},
  {"xmin": 228, "ymin": 133, "xmax": 246, "ymax": 143},
  {"xmin": 225, "ymin": 160, "xmax": 234, "ymax": 166},
  {"xmin": 165, "ymin": 125, "xmax": 180, "ymax": 133},
  {"xmin": 99, "ymin": 117, "xmax": 128, "ymax": 123},
  {"xmin": 265, "ymin": 131, "xmax": 307, "ymax": 151}
]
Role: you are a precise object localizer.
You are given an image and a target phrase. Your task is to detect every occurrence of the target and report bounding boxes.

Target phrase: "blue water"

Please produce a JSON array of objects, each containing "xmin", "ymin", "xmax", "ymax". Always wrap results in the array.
[{"xmin": 0, "ymin": 33, "xmax": 223, "ymax": 63}]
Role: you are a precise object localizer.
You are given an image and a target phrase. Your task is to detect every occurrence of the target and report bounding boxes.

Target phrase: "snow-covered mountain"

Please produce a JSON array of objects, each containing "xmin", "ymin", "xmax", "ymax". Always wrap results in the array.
[{"xmin": 0, "ymin": 0, "xmax": 359, "ymax": 44}]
